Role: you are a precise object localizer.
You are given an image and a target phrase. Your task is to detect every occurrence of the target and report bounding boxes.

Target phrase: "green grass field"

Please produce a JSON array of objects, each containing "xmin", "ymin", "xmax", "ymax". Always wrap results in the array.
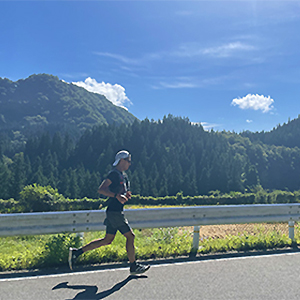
[{"xmin": 0, "ymin": 224, "xmax": 298, "ymax": 272}]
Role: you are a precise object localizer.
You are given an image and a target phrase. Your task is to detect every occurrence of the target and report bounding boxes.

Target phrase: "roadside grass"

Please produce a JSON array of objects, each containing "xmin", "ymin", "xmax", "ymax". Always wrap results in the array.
[
  {"xmin": 0, "ymin": 223, "xmax": 299, "ymax": 272},
  {"xmin": 0, "ymin": 234, "xmax": 81, "ymax": 271},
  {"xmin": 199, "ymin": 231, "xmax": 292, "ymax": 254}
]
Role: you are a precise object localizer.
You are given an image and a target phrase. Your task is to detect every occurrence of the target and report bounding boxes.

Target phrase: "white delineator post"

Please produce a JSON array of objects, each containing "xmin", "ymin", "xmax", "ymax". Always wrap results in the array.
[{"xmin": 192, "ymin": 225, "xmax": 200, "ymax": 251}]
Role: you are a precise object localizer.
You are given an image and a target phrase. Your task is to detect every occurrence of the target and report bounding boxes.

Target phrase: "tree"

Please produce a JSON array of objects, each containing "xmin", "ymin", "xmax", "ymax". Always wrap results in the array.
[
  {"xmin": 69, "ymin": 169, "xmax": 80, "ymax": 199},
  {"xmin": 0, "ymin": 162, "xmax": 12, "ymax": 199},
  {"xmin": 244, "ymin": 163, "xmax": 260, "ymax": 188},
  {"xmin": 9, "ymin": 153, "xmax": 27, "ymax": 200}
]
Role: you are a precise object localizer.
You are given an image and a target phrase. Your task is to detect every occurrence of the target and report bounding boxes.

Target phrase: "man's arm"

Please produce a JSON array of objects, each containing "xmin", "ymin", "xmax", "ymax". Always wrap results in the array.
[{"xmin": 98, "ymin": 179, "xmax": 128, "ymax": 204}]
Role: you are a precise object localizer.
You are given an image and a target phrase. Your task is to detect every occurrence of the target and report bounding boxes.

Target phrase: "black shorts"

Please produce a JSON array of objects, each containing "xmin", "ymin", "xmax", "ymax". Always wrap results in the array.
[{"xmin": 104, "ymin": 211, "xmax": 131, "ymax": 235}]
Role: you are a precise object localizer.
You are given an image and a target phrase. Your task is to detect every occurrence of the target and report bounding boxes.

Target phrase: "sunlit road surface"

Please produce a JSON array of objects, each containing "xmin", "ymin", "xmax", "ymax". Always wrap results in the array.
[{"xmin": 1, "ymin": 252, "xmax": 300, "ymax": 300}]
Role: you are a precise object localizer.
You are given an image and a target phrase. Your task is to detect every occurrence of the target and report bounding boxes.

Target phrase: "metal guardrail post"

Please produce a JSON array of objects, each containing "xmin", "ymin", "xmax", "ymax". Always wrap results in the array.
[
  {"xmin": 192, "ymin": 225, "xmax": 200, "ymax": 251},
  {"xmin": 76, "ymin": 232, "xmax": 84, "ymax": 245},
  {"xmin": 289, "ymin": 221, "xmax": 295, "ymax": 241}
]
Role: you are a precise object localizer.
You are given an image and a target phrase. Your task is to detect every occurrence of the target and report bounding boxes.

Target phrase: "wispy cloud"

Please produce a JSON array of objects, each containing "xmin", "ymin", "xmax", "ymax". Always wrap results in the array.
[
  {"xmin": 231, "ymin": 94, "xmax": 274, "ymax": 113},
  {"xmin": 72, "ymin": 77, "xmax": 132, "ymax": 109},
  {"xmin": 93, "ymin": 51, "xmax": 163, "ymax": 68},
  {"xmin": 192, "ymin": 122, "xmax": 222, "ymax": 131},
  {"xmin": 94, "ymin": 40, "xmax": 257, "ymax": 69},
  {"xmin": 153, "ymin": 80, "xmax": 198, "ymax": 89},
  {"xmin": 92, "ymin": 40, "xmax": 259, "ymax": 91},
  {"xmin": 93, "ymin": 52, "xmax": 141, "ymax": 65},
  {"xmin": 152, "ymin": 75, "xmax": 228, "ymax": 90},
  {"xmin": 200, "ymin": 122, "xmax": 222, "ymax": 131},
  {"xmin": 203, "ymin": 42, "xmax": 256, "ymax": 57},
  {"xmin": 173, "ymin": 42, "xmax": 256, "ymax": 58}
]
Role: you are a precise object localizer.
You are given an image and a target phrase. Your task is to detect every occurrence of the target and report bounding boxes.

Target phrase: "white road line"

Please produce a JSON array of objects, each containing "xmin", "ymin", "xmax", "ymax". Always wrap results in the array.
[
  {"xmin": 0, "ymin": 252, "xmax": 299, "ymax": 282},
  {"xmin": 0, "ymin": 267, "xmax": 128, "ymax": 282}
]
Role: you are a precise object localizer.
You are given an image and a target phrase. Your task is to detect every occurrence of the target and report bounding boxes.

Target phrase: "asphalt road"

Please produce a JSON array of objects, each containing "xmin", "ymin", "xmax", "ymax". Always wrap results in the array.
[{"xmin": 1, "ymin": 252, "xmax": 300, "ymax": 300}]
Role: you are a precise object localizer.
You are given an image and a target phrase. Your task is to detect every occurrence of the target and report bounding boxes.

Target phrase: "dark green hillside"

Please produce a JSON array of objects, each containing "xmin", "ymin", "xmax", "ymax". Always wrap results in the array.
[
  {"xmin": 222, "ymin": 130, "xmax": 300, "ymax": 192},
  {"xmin": 240, "ymin": 115, "xmax": 300, "ymax": 148},
  {"xmin": 0, "ymin": 74, "xmax": 137, "ymax": 131},
  {"xmin": 1, "ymin": 115, "xmax": 300, "ymax": 201}
]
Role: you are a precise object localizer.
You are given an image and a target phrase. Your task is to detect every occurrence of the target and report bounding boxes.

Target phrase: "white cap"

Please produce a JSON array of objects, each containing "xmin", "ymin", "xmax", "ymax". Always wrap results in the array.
[{"xmin": 113, "ymin": 150, "xmax": 130, "ymax": 166}]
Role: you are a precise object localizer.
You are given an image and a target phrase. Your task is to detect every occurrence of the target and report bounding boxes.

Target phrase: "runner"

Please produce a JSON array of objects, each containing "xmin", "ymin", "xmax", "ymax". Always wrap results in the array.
[{"xmin": 68, "ymin": 150, "xmax": 150, "ymax": 275}]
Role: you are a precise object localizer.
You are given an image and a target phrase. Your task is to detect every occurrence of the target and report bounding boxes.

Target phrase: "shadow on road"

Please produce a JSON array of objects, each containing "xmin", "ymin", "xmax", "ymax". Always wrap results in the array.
[{"xmin": 52, "ymin": 275, "xmax": 147, "ymax": 299}]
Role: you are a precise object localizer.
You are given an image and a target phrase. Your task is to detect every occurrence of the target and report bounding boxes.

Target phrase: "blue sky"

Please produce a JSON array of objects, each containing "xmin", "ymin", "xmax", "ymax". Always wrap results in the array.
[{"xmin": 1, "ymin": 1, "xmax": 300, "ymax": 132}]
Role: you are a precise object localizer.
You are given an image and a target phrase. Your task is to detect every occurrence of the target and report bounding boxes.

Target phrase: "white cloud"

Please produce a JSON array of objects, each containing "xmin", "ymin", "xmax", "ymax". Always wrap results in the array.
[
  {"xmin": 72, "ymin": 78, "xmax": 132, "ymax": 109},
  {"xmin": 94, "ymin": 41, "xmax": 255, "ymax": 69},
  {"xmin": 152, "ymin": 76, "xmax": 225, "ymax": 90},
  {"xmin": 93, "ymin": 51, "xmax": 162, "ymax": 67},
  {"xmin": 246, "ymin": 119, "xmax": 253, "ymax": 123},
  {"xmin": 202, "ymin": 42, "xmax": 256, "ymax": 58},
  {"xmin": 154, "ymin": 81, "xmax": 197, "ymax": 89},
  {"xmin": 93, "ymin": 52, "xmax": 140, "ymax": 65},
  {"xmin": 199, "ymin": 122, "xmax": 221, "ymax": 131},
  {"xmin": 231, "ymin": 94, "xmax": 274, "ymax": 113},
  {"xmin": 173, "ymin": 42, "xmax": 256, "ymax": 58}
]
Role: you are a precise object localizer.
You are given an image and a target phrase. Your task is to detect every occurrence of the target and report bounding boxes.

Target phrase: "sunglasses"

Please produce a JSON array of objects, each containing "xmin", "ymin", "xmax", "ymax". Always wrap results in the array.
[{"xmin": 124, "ymin": 158, "xmax": 132, "ymax": 163}]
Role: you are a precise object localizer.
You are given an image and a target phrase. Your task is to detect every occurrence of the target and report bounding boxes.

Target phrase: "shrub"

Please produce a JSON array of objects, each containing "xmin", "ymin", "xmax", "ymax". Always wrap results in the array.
[
  {"xmin": 0, "ymin": 198, "xmax": 21, "ymax": 213},
  {"xmin": 19, "ymin": 184, "xmax": 65, "ymax": 212},
  {"xmin": 41, "ymin": 233, "xmax": 81, "ymax": 268}
]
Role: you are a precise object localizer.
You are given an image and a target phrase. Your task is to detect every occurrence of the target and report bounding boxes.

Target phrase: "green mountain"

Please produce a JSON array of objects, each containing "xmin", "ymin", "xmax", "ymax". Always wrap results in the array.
[
  {"xmin": 1, "ymin": 74, "xmax": 300, "ymax": 198},
  {"xmin": 2, "ymin": 115, "xmax": 300, "ymax": 201},
  {"xmin": 0, "ymin": 74, "xmax": 137, "ymax": 133},
  {"xmin": 240, "ymin": 115, "xmax": 300, "ymax": 148}
]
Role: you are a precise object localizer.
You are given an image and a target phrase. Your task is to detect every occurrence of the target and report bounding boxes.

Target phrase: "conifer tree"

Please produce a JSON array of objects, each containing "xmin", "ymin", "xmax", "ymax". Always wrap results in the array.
[
  {"xmin": 9, "ymin": 153, "xmax": 26, "ymax": 200},
  {"xmin": 0, "ymin": 162, "xmax": 12, "ymax": 199}
]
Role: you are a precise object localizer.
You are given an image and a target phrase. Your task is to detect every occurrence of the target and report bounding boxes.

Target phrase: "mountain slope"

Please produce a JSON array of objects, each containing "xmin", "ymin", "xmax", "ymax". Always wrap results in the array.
[
  {"xmin": 0, "ymin": 74, "xmax": 137, "ymax": 132},
  {"xmin": 240, "ymin": 115, "xmax": 300, "ymax": 148}
]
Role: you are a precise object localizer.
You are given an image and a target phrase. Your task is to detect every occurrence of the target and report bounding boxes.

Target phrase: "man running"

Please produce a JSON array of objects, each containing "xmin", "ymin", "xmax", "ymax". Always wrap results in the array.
[{"xmin": 68, "ymin": 150, "xmax": 150, "ymax": 275}]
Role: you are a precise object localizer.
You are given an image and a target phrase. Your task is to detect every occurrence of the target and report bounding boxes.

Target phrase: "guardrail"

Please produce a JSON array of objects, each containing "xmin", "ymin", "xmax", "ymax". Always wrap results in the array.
[{"xmin": 1, "ymin": 204, "xmax": 300, "ymax": 250}]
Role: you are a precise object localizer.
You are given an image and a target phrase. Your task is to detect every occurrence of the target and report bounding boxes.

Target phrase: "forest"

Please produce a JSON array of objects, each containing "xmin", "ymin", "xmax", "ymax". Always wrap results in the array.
[{"xmin": 1, "ymin": 114, "xmax": 300, "ymax": 201}]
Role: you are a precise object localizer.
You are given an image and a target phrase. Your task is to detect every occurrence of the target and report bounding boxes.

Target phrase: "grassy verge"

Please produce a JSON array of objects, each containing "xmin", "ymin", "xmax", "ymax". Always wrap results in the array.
[
  {"xmin": 0, "ymin": 234, "xmax": 81, "ymax": 271},
  {"xmin": 0, "ymin": 224, "xmax": 299, "ymax": 272}
]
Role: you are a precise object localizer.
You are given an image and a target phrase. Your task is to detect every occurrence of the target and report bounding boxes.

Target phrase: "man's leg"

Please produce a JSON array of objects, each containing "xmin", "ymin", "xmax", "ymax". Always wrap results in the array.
[
  {"xmin": 69, "ymin": 233, "xmax": 115, "ymax": 270},
  {"xmin": 123, "ymin": 230, "xmax": 150, "ymax": 275},
  {"xmin": 81, "ymin": 233, "xmax": 115, "ymax": 252},
  {"xmin": 123, "ymin": 230, "xmax": 135, "ymax": 263}
]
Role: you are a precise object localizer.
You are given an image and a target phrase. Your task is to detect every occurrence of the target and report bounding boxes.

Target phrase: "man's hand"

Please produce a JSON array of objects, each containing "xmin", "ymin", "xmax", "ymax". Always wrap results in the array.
[
  {"xmin": 116, "ymin": 194, "xmax": 128, "ymax": 204},
  {"xmin": 126, "ymin": 191, "xmax": 132, "ymax": 199}
]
